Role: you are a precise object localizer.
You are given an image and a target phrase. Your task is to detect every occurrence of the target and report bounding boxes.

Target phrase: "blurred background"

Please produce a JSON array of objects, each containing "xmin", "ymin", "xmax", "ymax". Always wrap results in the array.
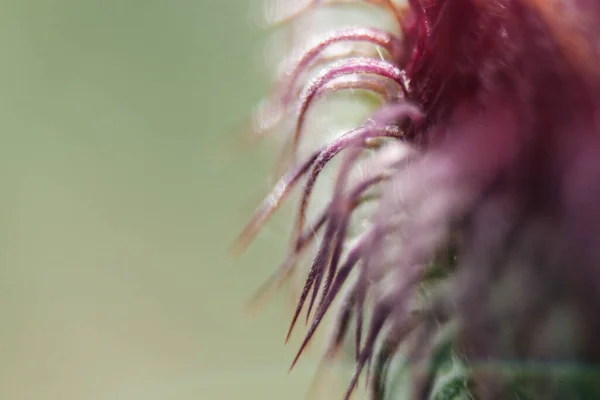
[{"xmin": 0, "ymin": 1, "xmax": 349, "ymax": 399}]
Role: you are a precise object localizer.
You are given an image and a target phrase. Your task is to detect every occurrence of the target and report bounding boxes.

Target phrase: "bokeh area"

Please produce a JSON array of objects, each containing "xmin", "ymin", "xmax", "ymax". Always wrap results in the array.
[{"xmin": 0, "ymin": 1, "xmax": 348, "ymax": 399}]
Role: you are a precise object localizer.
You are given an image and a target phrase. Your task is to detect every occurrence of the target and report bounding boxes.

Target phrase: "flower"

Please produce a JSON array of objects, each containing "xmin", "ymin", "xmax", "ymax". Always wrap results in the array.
[{"xmin": 237, "ymin": 0, "xmax": 600, "ymax": 398}]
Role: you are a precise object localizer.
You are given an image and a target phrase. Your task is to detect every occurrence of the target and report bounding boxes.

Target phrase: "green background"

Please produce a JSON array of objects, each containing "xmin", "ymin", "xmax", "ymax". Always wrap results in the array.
[{"xmin": 0, "ymin": 1, "xmax": 350, "ymax": 399}]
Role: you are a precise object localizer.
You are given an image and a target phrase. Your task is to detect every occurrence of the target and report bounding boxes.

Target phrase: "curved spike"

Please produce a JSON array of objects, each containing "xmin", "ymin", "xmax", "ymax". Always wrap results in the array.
[
  {"xmin": 280, "ymin": 27, "xmax": 404, "ymax": 105},
  {"xmin": 262, "ymin": 41, "xmax": 393, "ymax": 136},
  {"xmin": 270, "ymin": 72, "xmax": 401, "ymax": 175},
  {"xmin": 298, "ymin": 178, "xmax": 383, "ymax": 323},
  {"xmin": 308, "ymin": 143, "xmax": 390, "ymax": 324},
  {"xmin": 232, "ymin": 151, "xmax": 319, "ymax": 256},
  {"xmin": 247, "ymin": 162, "xmax": 393, "ymax": 317},
  {"xmin": 289, "ymin": 236, "xmax": 365, "ymax": 371},
  {"xmin": 253, "ymin": 18, "xmax": 405, "ymax": 142},
  {"xmin": 293, "ymin": 124, "xmax": 401, "ymax": 255},
  {"xmin": 305, "ymin": 214, "xmax": 349, "ymax": 324},
  {"xmin": 317, "ymin": 141, "xmax": 394, "ymax": 292},
  {"xmin": 254, "ymin": 50, "xmax": 372, "ymax": 144},
  {"xmin": 304, "ymin": 221, "xmax": 343, "ymax": 324},
  {"xmin": 247, "ymin": 180, "xmax": 376, "ymax": 315},
  {"xmin": 254, "ymin": 2, "xmax": 410, "ymax": 141},
  {"xmin": 248, "ymin": 183, "xmax": 383, "ymax": 317},
  {"xmin": 295, "ymin": 104, "xmax": 422, "ymax": 243},
  {"xmin": 299, "ymin": 129, "xmax": 417, "ymax": 324},
  {"xmin": 319, "ymin": 175, "xmax": 387, "ymax": 308},
  {"xmin": 286, "ymin": 215, "xmax": 340, "ymax": 343},
  {"xmin": 293, "ymin": 57, "xmax": 411, "ymax": 156},
  {"xmin": 294, "ymin": 155, "xmax": 389, "ymax": 256},
  {"xmin": 306, "ymin": 212, "xmax": 350, "ymax": 322},
  {"xmin": 292, "ymin": 176, "xmax": 375, "ymax": 253},
  {"xmin": 281, "ymin": 46, "xmax": 382, "ymax": 91}
]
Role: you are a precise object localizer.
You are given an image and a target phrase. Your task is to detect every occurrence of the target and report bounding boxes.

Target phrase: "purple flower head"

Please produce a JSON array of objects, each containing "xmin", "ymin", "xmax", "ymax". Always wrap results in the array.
[{"xmin": 236, "ymin": 0, "xmax": 600, "ymax": 398}]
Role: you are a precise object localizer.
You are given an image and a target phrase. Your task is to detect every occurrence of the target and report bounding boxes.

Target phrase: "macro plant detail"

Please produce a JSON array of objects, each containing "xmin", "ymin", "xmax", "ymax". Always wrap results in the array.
[{"xmin": 236, "ymin": 0, "xmax": 600, "ymax": 399}]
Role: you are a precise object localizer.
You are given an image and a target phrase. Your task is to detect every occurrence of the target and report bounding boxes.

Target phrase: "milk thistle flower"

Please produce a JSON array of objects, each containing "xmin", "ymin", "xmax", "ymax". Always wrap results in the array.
[{"xmin": 236, "ymin": 0, "xmax": 600, "ymax": 398}]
